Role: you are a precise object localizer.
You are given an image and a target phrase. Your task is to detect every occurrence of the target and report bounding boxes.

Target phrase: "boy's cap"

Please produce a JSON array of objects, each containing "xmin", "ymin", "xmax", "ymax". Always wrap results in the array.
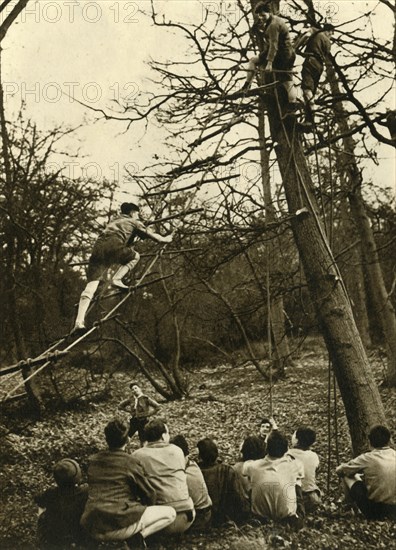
[{"xmin": 53, "ymin": 458, "xmax": 82, "ymax": 486}]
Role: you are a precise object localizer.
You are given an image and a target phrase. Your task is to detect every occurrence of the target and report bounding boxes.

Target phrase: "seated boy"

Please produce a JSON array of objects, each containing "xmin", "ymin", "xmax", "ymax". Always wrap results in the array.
[
  {"xmin": 336, "ymin": 425, "xmax": 396, "ymax": 520},
  {"xmin": 234, "ymin": 436, "xmax": 266, "ymax": 500},
  {"xmin": 288, "ymin": 426, "xmax": 321, "ymax": 512},
  {"xmin": 34, "ymin": 458, "xmax": 88, "ymax": 549},
  {"xmin": 171, "ymin": 434, "xmax": 212, "ymax": 531},
  {"xmin": 197, "ymin": 437, "xmax": 250, "ymax": 526},
  {"xmin": 244, "ymin": 431, "xmax": 305, "ymax": 529},
  {"xmin": 258, "ymin": 416, "xmax": 278, "ymax": 452},
  {"xmin": 132, "ymin": 420, "xmax": 195, "ymax": 534},
  {"xmin": 82, "ymin": 419, "xmax": 176, "ymax": 547}
]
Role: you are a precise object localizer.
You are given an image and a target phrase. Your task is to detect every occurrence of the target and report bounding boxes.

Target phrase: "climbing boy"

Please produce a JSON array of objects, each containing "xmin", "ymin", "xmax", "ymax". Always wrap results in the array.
[
  {"xmin": 242, "ymin": 2, "xmax": 297, "ymax": 104},
  {"xmin": 288, "ymin": 426, "xmax": 321, "ymax": 512},
  {"xmin": 119, "ymin": 381, "xmax": 161, "ymax": 443},
  {"xmin": 73, "ymin": 201, "xmax": 172, "ymax": 333},
  {"xmin": 34, "ymin": 458, "xmax": 88, "ymax": 549},
  {"xmin": 299, "ymin": 23, "xmax": 334, "ymax": 123}
]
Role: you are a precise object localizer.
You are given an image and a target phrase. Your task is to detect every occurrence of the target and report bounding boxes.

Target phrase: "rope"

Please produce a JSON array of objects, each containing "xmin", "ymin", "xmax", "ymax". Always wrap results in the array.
[
  {"xmin": 327, "ymin": 356, "xmax": 332, "ymax": 493},
  {"xmin": 2, "ymin": 249, "xmax": 164, "ymax": 401},
  {"xmin": 266, "ymin": 235, "xmax": 273, "ymax": 416}
]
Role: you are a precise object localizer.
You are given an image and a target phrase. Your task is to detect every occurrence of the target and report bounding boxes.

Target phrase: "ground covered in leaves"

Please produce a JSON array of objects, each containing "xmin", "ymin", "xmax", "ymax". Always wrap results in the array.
[{"xmin": 1, "ymin": 339, "xmax": 395, "ymax": 549}]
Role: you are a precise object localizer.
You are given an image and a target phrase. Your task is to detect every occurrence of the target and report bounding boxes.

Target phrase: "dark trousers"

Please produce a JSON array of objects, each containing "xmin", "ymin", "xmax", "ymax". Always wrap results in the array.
[
  {"xmin": 350, "ymin": 481, "xmax": 396, "ymax": 520},
  {"xmin": 128, "ymin": 416, "xmax": 148, "ymax": 442}
]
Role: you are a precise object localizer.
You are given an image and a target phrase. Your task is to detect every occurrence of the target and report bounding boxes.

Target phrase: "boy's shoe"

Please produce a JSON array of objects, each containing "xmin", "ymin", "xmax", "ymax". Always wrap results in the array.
[
  {"xmin": 71, "ymin": 322, "xmax": 87, "ymax": 336},
  {"xmin": 111, "ymin": 279, "xmax": 130, "ymax": 291},
  {"xmin": 125, "ymin": 532, "xmax": 147, "ymax": 549}
]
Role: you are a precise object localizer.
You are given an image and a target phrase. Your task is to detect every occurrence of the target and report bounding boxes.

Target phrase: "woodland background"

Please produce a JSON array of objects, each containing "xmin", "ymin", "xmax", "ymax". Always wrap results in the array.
[{"xmin": 0, "ymin": 0, "xmax": 395, "ymax": 548}]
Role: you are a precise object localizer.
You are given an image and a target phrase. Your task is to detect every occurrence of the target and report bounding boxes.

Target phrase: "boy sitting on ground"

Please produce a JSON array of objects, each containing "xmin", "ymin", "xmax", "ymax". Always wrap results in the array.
[
  {"xmin": 197, "ymin": 437, "xmax": 250, "ymax": 526},
  {"xmin": 258, "ymin": 416, "xmax": 278, "ymax": 453},
  {"xmin": 132, "ymin": 420, "xmax": 196, "ymax": 534},
  {"xmin": 336, "ymin": 425, "xmax": 396, "ymax": 520},
  {"xmin": 34, "ymin": 458, "xmax": 88, "ymax": 549},
  {"xmin": 81, "ymin": 419, "xmax": 175, "ymax": 549},
  {"xmin": 171, "ymin": 434, "xmax": 213, "ymax": 531},
  {"xmin": 244, "ymin": 431, "xmax": 305, "ymax": 529},
  {"xmin": 234, "ymin": 436, "xmax": 266, "ymax": 500},
  {"xmin": 288, "ymin": 426, "xmax": 321, "ymax": 512}
]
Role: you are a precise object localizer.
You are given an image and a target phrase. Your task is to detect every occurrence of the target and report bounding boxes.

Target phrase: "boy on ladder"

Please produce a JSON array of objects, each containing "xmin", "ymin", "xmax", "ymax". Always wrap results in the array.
[{"xmin": 73, "ymin": 200, "xmax": 172, "ymax": 333}]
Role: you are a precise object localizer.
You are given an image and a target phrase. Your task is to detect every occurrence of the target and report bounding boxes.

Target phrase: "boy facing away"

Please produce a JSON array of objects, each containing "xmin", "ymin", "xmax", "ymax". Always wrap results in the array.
[
  {"xmin": 34, "ymin": 458, "xmax": 88, "ymax": 549},
  {"xmin": 288, "ymin": 426, "xmax": 321, "ymax": 512},
  {"xmin": 73, "ymin": 201, "xmax": 172, "ymax": 333},
  {"xmin": 336, "ymin": 425, "xmax": 396, "ymax": 520}
]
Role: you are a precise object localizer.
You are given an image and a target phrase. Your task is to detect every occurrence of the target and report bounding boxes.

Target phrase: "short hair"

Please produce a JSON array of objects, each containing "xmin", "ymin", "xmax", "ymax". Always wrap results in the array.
[
  {"xmin": 104, "ymin": 419, "xmax": 129, "ymax": 449},
  {"xmin": 259, "ymin": 417, "xmax": 271, "ymax": 426},
  {"xmin": 129, "ymin": 381, "xmax": 140, "ymax": 389},
  {"xmin": 267, "ymin": 431, "xmax": 288, "ymax": 458},
  {"xmin": 241, "ymin": 436, "xmax": 265, "ymax": 461},
  {"xmin": 144, "ymin": 419, "xmax": 167, "ymax": 442},
  {"xmin": 323, "ymin": 23, "xmax": 335, "ymax": 32},
  {"xmin": 121, "ymin": 202, "xmax": 139, "ymax": 215},
  {"xmin": 295, "ymin": 427, "xmax": 316, "ymax": 448},
  {"xmin": 368, "ymin": 425, "xmax": 391, "ymax": 448},
  {"xmin": 171, "ymin": 434, "xmax": 189, "ymax": 456},
  {"xmin": 197, "ymin": 438, "xmax": 218, "ymax": 466},
  {"xmin": 255, "ymin": 1, "xmax": 271, "ymax": 15}
]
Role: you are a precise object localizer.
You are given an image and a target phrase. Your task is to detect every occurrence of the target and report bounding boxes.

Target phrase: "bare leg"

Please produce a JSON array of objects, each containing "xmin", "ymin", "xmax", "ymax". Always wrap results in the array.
[
  {"xmin": 283, "ymin": 80, "xmax": 298, "ymax": 103},
  {"xmin": 242, "ymin": 56, "xmax": 259, "ymax": 90}
]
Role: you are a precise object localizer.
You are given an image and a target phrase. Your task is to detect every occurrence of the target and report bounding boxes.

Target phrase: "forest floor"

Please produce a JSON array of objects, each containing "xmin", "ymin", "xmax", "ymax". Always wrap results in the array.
[{"xmin": 0, "ymin": 338, "xmax": 395, "ymax": 549}]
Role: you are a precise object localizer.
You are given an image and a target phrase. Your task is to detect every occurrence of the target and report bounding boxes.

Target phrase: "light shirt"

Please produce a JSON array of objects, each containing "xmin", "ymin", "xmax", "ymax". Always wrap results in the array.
[
  {"xmin": 185, "ymin": 458, "xmax": 212, "ymax": 510},
  {"xmin": 337, "ymin": 447, "xmax": 396, "ymax": 505},
  {"xmin": 245, "ymin": 455, "xmax": 304, "ymax": 519},
  {"xmin": 288, "ymin": 448, "xmax": 320, "ymax": 493},
  {"xmin": 132, "ymin": 442, "xmax": 193, "ymax": 512}
]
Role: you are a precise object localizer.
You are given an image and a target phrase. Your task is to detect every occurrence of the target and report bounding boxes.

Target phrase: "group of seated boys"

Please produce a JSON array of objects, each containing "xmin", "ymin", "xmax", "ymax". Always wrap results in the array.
[{"xmin": 35, "ymin": 411, "xmax": 396, "ymax": 549}]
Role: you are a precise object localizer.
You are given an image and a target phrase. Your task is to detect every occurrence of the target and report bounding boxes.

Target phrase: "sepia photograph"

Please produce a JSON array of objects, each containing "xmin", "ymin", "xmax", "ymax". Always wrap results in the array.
[{"xmin": 0, "ymin": 1, "xmax": 395, "ymax": 548}]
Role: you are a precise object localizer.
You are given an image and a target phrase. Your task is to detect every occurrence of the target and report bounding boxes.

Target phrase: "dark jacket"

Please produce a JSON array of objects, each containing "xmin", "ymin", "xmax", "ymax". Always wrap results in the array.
[
  {"xmin": 35, "ymin": 484, "xmax": 88, "ymax": 549},
  {"xmin": 81, "ymin": 449, "xmax": 156, "ymax": 537},
  {"xmin": 199, "ymin": 462, "xmax": 250, "ymax": 525}
]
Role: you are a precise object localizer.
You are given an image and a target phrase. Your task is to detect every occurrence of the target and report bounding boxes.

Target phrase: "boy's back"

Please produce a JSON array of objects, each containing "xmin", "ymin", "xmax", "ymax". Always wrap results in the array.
[
  {"xmin": 35, "ymin": 484, "xmax": 88, "ymax": 548},
  {"xmin": 288, "ymin": 448, "xmax": 319, "ymax": 492}
]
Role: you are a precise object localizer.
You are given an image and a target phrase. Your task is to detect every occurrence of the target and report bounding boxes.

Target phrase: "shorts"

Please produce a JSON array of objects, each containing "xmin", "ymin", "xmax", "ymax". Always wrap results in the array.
[
  {"xmin": 87, "ymin": 236, "xmax": 137, "ymax": 282},
  {"xmin": 258, "ymin": 49, "xmax": 296, "ymax": 82},
  {"xmin": 129, "ymin": 416, "xmax": 148, "ymax": 442},
  {"xmin": 301, "ymin": 57, "xmax": 323, "ymax": 95}
]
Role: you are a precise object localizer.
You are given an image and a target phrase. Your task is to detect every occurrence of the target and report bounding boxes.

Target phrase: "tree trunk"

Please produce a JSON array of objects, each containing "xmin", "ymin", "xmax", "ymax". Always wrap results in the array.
[
  {"xmin": 348, "ymin": 191, "xmax": 396, "ymax": 385},
  {"xmin": 273, "ymin": 120, "xmax": 386, "ymax": 453},
  {"xmin": 248, "ymin": 0, "xmax": 387, "ymax": 452},
  {"xmin": 326, "ymin": 62, "xmax": 396, "ymax": 385},
  {"xmin": 338, "ymin": 201, "xmax": 372, "ymax": 348}
]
